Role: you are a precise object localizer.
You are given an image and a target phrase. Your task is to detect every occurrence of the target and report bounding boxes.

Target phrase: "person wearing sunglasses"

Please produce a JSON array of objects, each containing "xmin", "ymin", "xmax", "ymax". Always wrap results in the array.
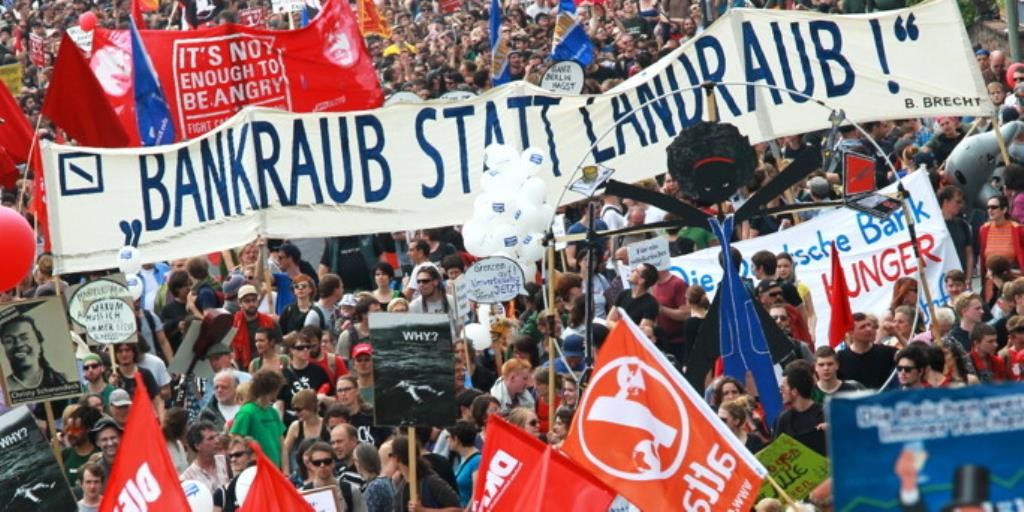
[
  {"xmin": 279, "ymin": 274, "xmax": 316, "ymax": 337},
  {"xmin": 895, "ymin": 345, "xmax": 928, "ymax": 390},
  {"xmin": 80, "ymin": 353, "xmax": 114, "ymax": 406},
  {"xmin": 301, "ymin": 442, "xmax": 346, "ymax": 506},
  {"xmin": 212, "ymin": 437, "xmax": 255, "ymax": 512},
  {"xmin": 278, "ymin": 337, "xmax": 331, "ymax": 427},
  {"xmin": 408, "ymin": 266, "xmax": 454, "ymax": 314},
  {"xmin": 507, "ymin": 406, "xmax": 542, "ymax": 440}
]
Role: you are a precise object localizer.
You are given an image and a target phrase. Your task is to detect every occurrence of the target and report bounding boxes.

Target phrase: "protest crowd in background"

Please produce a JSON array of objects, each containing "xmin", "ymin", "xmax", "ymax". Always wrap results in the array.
[{"xmin": 0, "ymin": 0, "xmax": 1022, "ymax": 509}]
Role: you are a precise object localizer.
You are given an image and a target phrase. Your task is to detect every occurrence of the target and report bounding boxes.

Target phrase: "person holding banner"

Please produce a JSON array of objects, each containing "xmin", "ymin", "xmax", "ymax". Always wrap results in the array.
[{"xmin": 391, "ymin": 436, "xmax": 461, "ymax": 512}]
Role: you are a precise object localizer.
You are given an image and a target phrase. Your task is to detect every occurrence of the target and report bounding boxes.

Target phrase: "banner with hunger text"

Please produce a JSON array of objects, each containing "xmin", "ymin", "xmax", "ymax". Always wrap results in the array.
[{"xmin": 42, "ymin": 0, "xmax": 987, "ymax": 274}]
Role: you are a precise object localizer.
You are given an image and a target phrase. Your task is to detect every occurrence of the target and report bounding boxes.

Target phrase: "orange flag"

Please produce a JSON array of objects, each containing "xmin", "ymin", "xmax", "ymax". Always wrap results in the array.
[
  {"xmin": 100, "ymin": 373, "xmax": 190, "ymax": 512},
  {"xmin": 356, "ymin": 0, "xmax": 391, "ymax": 38},
  {"xmin": 238, "ymin": 441, "xmax": 315, "ymax": 512},
  {"xmin": 562, "ymin": 315, "xmax": 767, "ymax": 511}
]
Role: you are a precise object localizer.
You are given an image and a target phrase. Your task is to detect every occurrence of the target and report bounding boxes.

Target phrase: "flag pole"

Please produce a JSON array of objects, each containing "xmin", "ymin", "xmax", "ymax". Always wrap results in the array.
[
  {"xmin": 546, "ymin": 242, "xmax": 556, "ymax": 435},
  {"xmin": 47, "ymin": 274, "xmax": 65, "ymax": 471},
  {"xmin": 896, "ymin": 187, "xmax": 940, "ymax": 345},
  {"xmin": 764, "ymin": 473, "xmax": 797, "ymax": 508},
  {"xmin": 16, "ymin": 116, "xmax": 45, "ymax": 214},
  {"xmin": 165, "ymin": 1, "xmax": 179, "ymax": 30},
  {"xmin": 407, "ymin": 426, "xmax": 418, "ymax": 504}
]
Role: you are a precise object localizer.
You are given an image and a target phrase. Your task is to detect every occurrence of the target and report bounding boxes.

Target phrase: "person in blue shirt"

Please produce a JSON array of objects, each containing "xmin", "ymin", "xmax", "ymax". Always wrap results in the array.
[{"xmin": 447, "ymin": 420, "xmax": 481, "ymax": 507}]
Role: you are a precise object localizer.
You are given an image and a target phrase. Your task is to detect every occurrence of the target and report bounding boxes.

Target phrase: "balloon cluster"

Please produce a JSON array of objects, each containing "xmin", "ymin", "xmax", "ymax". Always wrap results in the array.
[
  {"xmin": 462, "ymin": 144, "xmax": 555, "ymax": 272},
  {"xmin": 116, "ymin": 246, "xmax": 145, "ymax": 302}
]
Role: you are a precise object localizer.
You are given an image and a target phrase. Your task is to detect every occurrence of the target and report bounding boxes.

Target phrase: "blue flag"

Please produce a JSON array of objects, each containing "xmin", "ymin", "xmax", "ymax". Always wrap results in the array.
[
  {"xmin": 551, "ymin": 0, "xmax": 593, "ymax": 65},
  {"xmin": 129, "ymin": 20, "xmax": 175, "ymax": 146},
  {"xmin": 488, "ymin": 0, "xmax": 512, "ymax": 85},
  {"xmin": 709, "ymin": 216, "xmax": 783, "ymax": 426}
]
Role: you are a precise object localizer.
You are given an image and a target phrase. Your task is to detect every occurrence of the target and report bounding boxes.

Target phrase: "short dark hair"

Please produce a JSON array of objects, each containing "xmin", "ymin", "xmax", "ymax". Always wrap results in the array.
[
  {"xmin": 79, "ymin": 462, "xmax": 105, "ymax": 485},
  {"xmin": 896, "ymin": 345, "xmax": 928, "ymax": 369},
  {"xmin": 167, "ymin": 271, "xmax": 191, "ymax": 295},
  {"xmin": 970, "ymin": 322, "xmax": 997, "ymax": 342},
  {"xmin": 936, "ymin": 185, "xmax": 963, "ymax": 205},
  {"xmin": 374, "ymin": 261, "xmax": 396, "ymax": 280},
  {"xmin": 447, "ymin": 420, "xmax": 478, "ymax": 447},
  {"xmin": 441, "ymin": 254, "xmax": 465, "ymax": 272},
  {"xmin": 814, "ymin": 345, "xmax": 838, "ymax": 360},
  {"xmin": 925, "ymin": 345, "xmax": 945, "ymax": 372},
  {"xmin": 186, "ymin": 421, "xmax": 217, "ymax": 451},
  {"xmin": 637, "ymin": 263, "xmax": 658, "ymax": 288},
  {"xmin": 325, "ymin": 404, "xmax": 352, "ymax": 422},
  {"xmin": 751, "ymin": 250, "xmax": 777, "ymax": 275},
  {"xmin": 412, "ymin": 240, "xmax": 430, "ymax": 255},
  {"xmin": 319, "ymin": 273, "xmax": 343, "ymax": 298},
  {"xmin": 783, "ymin": 364, "xmax": 814, "ymax": 399},
  {"xmin": 186, "ymin": 257, "xmax": 210, "ymax": 280}
]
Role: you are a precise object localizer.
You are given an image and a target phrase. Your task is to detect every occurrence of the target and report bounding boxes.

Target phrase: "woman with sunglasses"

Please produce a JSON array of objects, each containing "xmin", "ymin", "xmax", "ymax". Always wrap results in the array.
[
  {"xmin": 507, "ymin": 406, "xmax": 542, "ymax": 440},
  {"xmin": 279, "ymin": 274, "xmax": 316, "ymax": 336},
  {"xmin": 979, "ymin": 194, "xmax": 1024, "ymax": 298},
  {"xmin": 212, "ymin": 437, "xmax": 255, "ymax": 512}
]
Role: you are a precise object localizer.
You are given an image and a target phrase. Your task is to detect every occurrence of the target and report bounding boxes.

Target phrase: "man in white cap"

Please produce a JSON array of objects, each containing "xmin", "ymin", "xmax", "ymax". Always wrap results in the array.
[
  {"xmin": 229, "ymin": 285, "xmax": 278, "ymax": 370},
  {"xmin": 108, "ymin": 389, "xmax": 131, "ymax": 426}
]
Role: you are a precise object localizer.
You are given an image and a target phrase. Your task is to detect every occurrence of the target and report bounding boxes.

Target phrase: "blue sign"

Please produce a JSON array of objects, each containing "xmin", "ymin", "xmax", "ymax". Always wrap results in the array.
[{"xmin": 828, "ymin": 384, "xmax": 1024, "ymax": 512}]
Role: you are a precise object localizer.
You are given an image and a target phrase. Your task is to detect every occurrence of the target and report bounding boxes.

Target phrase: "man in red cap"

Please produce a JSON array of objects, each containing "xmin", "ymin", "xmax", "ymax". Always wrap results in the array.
[{"xmin": 351, "ymin": 343, "xmax": 374, "ymax": 403}]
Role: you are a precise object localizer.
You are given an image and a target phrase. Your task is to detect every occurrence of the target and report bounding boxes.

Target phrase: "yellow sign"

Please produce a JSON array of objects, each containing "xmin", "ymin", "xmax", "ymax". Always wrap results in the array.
[{"xmin": 0, "ymin": 63, "xmax": 22, "ymax": 96}]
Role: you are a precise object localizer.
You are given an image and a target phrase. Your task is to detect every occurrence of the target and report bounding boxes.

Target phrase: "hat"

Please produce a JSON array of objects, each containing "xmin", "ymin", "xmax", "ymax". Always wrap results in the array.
[
  {"xmin": 81, "ymin": 353, "xmax": 102, "ymax": 366},
  {"xmin": 222, "ymin": 274, "xmax": 245, "ymax": 299},
  {"xmin": 340, "ymin": 294, "xmax": 358, "ymax": 308},
  {"xmin": 206, "ymin": 342, "xmax": 232, "ymax": 358},
  {"xmin": 562, "ymin": 335, "xmax": 584, "ymax": 358},
  {"xmin": 88, "ymin": 416, "xmax": 123, "ymax": 443},
  {"xmin": 807, "ymin": 176, "xmax": 830, "ymax": 199},
  {"xmin": 941, "ymin": 465, "xmax": 989, "ymax": 511},
  {"xmin": 756, "ymin": 279, "xmax": 783, "ymax": 296},
  {"xmin": 976, "ymin": 48, "xmax": 991, "ymax": 56},
  {"xmin": 237, "ymin": 284, "xmax": 258, "ymax": 299},
  {"xmin": 351, "ymin": 343, "xmax": 373, "ymax": 359},
  {"xmin": 109, "ymin": 389, "xmax": 132, "ymax": 407}
]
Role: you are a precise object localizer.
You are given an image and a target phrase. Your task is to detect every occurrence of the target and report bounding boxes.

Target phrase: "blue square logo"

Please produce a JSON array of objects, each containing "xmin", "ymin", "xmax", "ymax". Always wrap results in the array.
[{"xmin": 58, "ymin": 152, "xmax": 103, "ymax": 196}]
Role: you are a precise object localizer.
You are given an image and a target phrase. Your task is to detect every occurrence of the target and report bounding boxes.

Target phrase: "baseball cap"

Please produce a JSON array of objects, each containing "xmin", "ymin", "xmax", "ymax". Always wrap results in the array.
[
  {"xmin": 206, "ymin": 342, "xmax": 232, "ymax": 358},
  {"xmin": 351, "ymin": 343, "xmax": 373, "ymax": 359},
  {"xmin": 756, "ymin": 278, "xmax": 783, "ymax": 295},
  {"xmin": 340, "ymin": 294, "xmax": 358, "ymax": 308},
  {"xmin": 81, "ymin": 353, "xmax": 102, "ymax": 366},
  {"xmin": 562, "ymin": 335, "xmax": 584, "ymax": 358},
  {"xmin": 238, "ymin": 284, "xmax": 259, "ymax": 300},
  {"xmin": 109, "ymin": 389, "xmax": 132, "ymax": 407},
  {"xmin": 222, "ymin": 274, "xmax": 245, "ymax": 299}
]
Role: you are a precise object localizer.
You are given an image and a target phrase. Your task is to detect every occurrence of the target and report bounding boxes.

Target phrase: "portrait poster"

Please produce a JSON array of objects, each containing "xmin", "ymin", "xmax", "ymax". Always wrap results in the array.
[
  {"xmin": 0, "ymin": 298, "xmax": 82, "ymax": 405},
  {"xmin": 370, "ymin": 313, "xmax": 456, "ymax": 427},
  {"xmin": 0, "ymin": 405, "xmax": 78, "ymax": 510},
  {"xmin": 829, "ymin": 384, "xmax": 1024, "ymax": 512}
]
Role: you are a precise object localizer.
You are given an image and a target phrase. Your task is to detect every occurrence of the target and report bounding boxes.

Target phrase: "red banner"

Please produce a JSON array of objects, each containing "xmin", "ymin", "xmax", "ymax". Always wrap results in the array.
[
  {"xmin": 439, "ymin": 0, "xmax": 460, "ymax": 13},
  {"xmin": 561, "ymin": 317, "xmax": 766, "ymax": 512},
  {"xmin": 29, "ymin": 33, "xmax": 45, "ymax": 67},
  {"xmin": 471, "ymin": 416, "xmax": 615, "ymax": 511},
  {"xmin": 89, "ymin": 0, "xmax": 382, "ymax": 142}
]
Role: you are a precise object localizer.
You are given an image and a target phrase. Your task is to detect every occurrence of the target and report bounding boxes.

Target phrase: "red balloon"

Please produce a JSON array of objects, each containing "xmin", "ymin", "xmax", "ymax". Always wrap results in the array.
[
  {"xmin": 0, "ymin": 207, "xmax": 34, "ymax": 292},
  {"xmin": 79, "ymin": 11, "xmax": 97, "ymax": 32}
]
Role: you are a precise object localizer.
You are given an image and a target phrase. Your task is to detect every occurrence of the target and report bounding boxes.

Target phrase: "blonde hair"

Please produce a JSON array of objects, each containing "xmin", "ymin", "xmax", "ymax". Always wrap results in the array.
[
  {"xmin": 501, "ymin": 358, "xmax": 532, "ymax": 378},
  {"xmin": 506, "ymin": 407, "xmax": 536, "ymax": 429}
]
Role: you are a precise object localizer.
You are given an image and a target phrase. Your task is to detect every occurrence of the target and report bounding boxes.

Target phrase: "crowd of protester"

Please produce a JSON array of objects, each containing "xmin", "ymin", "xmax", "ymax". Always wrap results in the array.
[{"xmin": 0, "ymin": 0, "xmax": 1023, "ymax": 509}]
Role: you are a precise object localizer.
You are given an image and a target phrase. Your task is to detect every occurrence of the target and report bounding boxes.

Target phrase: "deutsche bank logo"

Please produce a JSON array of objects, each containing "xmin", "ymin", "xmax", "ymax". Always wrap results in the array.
[{"xmin": 58, "ymin": 152, "xmax": 103, "ymax": 196}]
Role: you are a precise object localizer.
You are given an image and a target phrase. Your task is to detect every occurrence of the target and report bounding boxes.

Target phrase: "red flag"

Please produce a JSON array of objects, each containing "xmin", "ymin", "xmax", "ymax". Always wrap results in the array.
[
  {"xmin": 562, "ymin": 316, "xmax": 766, "ymax": 511},
  {"xmin": 828, "ymin": 242, "xmax": 854, "ymax": 347},
  {"xmin": 131, "ymin": 0, "xmax": 147, "ymax": 28},
  {"xmin": 99, "ymin": 373, "xmax": 190, "ymax": 512},
  {"xmin": 0, "ymin": 80, "xmax": 33, "ymax": 164},
  {"xmin": 0, "ymin": 146, "xmax": 17, "ymax": 191},
  {"xmin": 471, "ymin": 416, "xmax": 616, "ymax": 511},
  {"xmin": 356, "ymin": 0, "xmax": 392, "ymax": 37},
  {"xmin": 42, "ymin": 34, "xmax": 133, "ymax": 148},
  {"xmin": 28, "ymin": 142, "xmax": 50, "ymax": 252},
  {"xmin": 238, "ymin": 441, "xmax": 315, "ymax": 512}
]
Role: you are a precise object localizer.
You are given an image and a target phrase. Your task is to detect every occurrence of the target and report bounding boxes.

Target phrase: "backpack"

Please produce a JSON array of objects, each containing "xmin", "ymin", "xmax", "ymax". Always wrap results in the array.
[{"xmin": 340, "ymin": 481, "xmax": 354, "ymax": 511}]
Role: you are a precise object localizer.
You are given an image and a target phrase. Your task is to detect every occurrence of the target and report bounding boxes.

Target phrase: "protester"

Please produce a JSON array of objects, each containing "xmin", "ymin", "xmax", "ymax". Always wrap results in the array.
[
  {"xmin": 230, "ymin": 369, "xmax": 287, "ymax": 467},
  {"xmin": 76, "ymin": 462, "xmax": 105, "ymax": 512},
  {"xmin": 354, "ymin": 442, "xmax": 393, "ymax": 512},
  {"xmin": 181, "ymin": 421, "xmax": 230, "ymax": 492}
]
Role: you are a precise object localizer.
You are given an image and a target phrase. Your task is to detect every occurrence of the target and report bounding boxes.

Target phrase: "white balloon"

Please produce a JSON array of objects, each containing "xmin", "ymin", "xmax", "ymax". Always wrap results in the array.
[
  {"xmin": 461, "ymin": 220, "xmax": 486, "ymax": 256},
  {"xmin": 520, "ymin": 147, "xmax": 546, "ymax": 176},
  {"xmin": 512, "ymin": 203, "xmax": 540, "ymax": 237},
  {"xmin": 536, "ymin": 204, "xmax": 556, "ymax": 231},
  {"xmin": 479, "ymin": 169, "xmax": 504, "ymax": 193},
  {"xmin": 464, "ymin": 323, "xmax": 491, "ymax": 350},
  {"xmin": 492, "ymin": 222, "xmax": 518, "ymax": 254},
  {"xmin": 125, "ymin": 273, "xmax": 144, "ymax": 302},
  {"xmin": 484, "ymin": 144, "xmax": 519, "ymax": 170},
  {"xmin": 116, "ymin": 245, "xmax": 142, "ymax": 275},
  {"xmin": 517, "ymin": 258, "xmax": 536, "ymax": 280},
  {"xmin": 502, "ymin": 163, "xmax": 528, "ymax": 190},
  {"xmin": 473, "ymin": 194, "xmax": 497, "ymax": 222},
  {"xmin": 235, "ymin": 466, "xmax": 257, "ymax": 506},
  {"xmin": 477, "ymin": 192, "xmax": 518, "ymax": 222},
  {"xmin": 518, "ymin": 232, "xmax": 545, "ymax": 262},
  {"xmin": 519, "ymin": 177, "xmax": 547, "ymax": 206},
  {"xmin": 181, "ymin": 480, "xmax": 213, "ymax": 512}
]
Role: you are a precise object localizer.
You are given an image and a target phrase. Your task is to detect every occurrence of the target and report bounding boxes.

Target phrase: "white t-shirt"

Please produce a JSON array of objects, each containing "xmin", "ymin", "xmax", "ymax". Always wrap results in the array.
[
  {"xmin": 218, "ymin": 402, "xmax": 240, "ymax": 423},
  {"xmin": 409, "ymin": 294, "xmax": 455, "ymax": 314}
]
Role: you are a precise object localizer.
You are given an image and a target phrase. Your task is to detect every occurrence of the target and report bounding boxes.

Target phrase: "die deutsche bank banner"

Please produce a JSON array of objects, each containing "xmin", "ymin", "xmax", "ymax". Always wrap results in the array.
[
  {"xmin": 668, "ymin": 171, "xmax": 959, "ymax": 345},
  {"xmin": 43, "ymin": 0, "xmax": 985, "ymax": 274},
  {"xmin": 828, "ymin": 384, "xmax": 1024, "ymax": 512}
]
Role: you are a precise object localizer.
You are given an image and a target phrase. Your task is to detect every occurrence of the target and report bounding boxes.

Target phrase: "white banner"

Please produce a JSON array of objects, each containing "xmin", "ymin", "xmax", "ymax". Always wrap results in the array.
[
  {"xmin": 43, "ymin": 0, "xmax": 987, "ymax": 274},
  {"xmin": 669, "ymin": 171, "xmax": 959, "ymax": 345}
]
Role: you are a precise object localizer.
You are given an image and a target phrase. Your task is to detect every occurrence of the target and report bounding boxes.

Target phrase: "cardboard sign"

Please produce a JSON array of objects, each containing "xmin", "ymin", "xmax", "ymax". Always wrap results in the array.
[
  {"xmin": 238, "ymin": 7, "xmax": 267, "ymax": 27},
  {"xmin": 627, "ymin": 236, "xmax": 671, "ymax": 271},
  {"xmin": 451, "ymin": 276, "xmax": 472, "ymax": 327},
  {"xmin": 370, "ymin": 313, "xmax": 456, "ymax": 427},
  {"xmin": 302, "ymin": 486, "xmax": 340, "ymax": 512},
  {"xmin": 271, "ymin": 0, "xmax": 305, "ymax": 13},
  {"xmin": 0, "ymin": 63, "xmax": 22, "ymax": 96},
  {"xmin": 67, "ymin": 275, "xmax": 136, "ymax": 345},
  {"xmin": 829, "ymin": 384, "xmax": 1024, "ymax": 512},
  {"xmin": 754, "ymin": 433, "xmax": 830, "ymax": 503},
  {"xmin": 461, "ymin": 256, "xmax": 528, "ymax": 304},
  {"xmin": 541, "ymin": 60, "xmax": 585, "ymax": 94},
  {"xmin": 438, "ymin": 0, "xmax": 460, "ymax": 14},
  {"xmin": 0, "ymin": 298, "xmax": 82, "ymax": 405},
  {"xmin": 29, "ymin": 33, "xmax": 44, "ymax": 67},
  {"xmin": 0, "ymin": 406, "xmax": 78, "ymax": 508},
  {"xmin": 66, "ymin": 26, "xmax": 93, "ymax": 54}
]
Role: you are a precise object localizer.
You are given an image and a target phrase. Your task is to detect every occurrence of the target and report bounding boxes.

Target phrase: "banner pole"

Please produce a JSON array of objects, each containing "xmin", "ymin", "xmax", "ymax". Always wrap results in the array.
[
  {"xmin": 993, "ymin": 113, "xmax": 1012, "ymax": 167},
  {"xmin": 16, "ymin": 117, "xmax": 45, "ymax": 214},
  {"xmin": 407, "ymin": 426, "xmax": 418, "ymax": 504},
  {"xmin": 165, "ymin": 1, "xmax": 179, "ymax": 30},
  {"xmin": 44, "ymin": 401, "xmax": 64, "ymax": 472},
  {"xmin": 897, "ymin": 189, "xmax": 939, "ymax": 346},
  {"xmin": 765, "ymin": 473, "xmax": 797, "ymax": 507},
  {"xmin": 546, "ymin": 243, "xmax": 556, "ymax": 435}
]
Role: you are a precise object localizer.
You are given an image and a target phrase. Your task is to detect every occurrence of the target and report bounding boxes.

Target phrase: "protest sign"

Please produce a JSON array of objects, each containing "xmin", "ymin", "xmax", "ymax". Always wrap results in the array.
[
  {"xmin": 451, "ymin": 276, "xmax": 472, "ymax": 327},
  {"xmin": 239, "ymin": 8, "xmax": 267, "ymax": 27},
  {"xmin": 29, "ymin": 33, "xmax": 44, "ymax": 67},
  {"xmin": 272, "ymin": 0, "xmax": 305, "ymax": 12},
  {"xmin": 667, "ymin": 170, "xmax": 958, "ymax": 344},
  {"xmin": 66, "ymin": 25, "xmax": 92, "ymax": 54},
  {"xmin": 370, "ymin": 313, "xmax": 457, "ymax": 427},
  {"xmin": 541, "ymin": 60, "xmax": 585, "ymax": 94},
  {"xmin": 66, "ymin": 274, "xmax": 137, "ymax": 345},
  {"xmin": 0, "ymin": 298, "xmax": 82, "ymax": 405},
  {"xmin": 0, "ymin": 63, "xmax": 22, "ymax": 96},
  {"xmin": 627, "ymin": 236, "xmax": 671, "ymax": 270},
  {"xmin": 83, "ymin": 0, "xmax": 381, "ymax": 142},
  {"xmin": 461, "ymin": 256, "xmax": 528, "ymax": 304},
  {"xmin": 754, "ymin": 433, "xmax": 830, "ymax": 503},
  {"xmin": 829, "ymin": 383, "xmax": 1024, "ymax": 512},
  {"xmin": 43, "ymin": 0, "xmax": 987, "ymax": 274},
  {"xmin": 0, "ymin": 406, "xmax": 78, "ymax": 509}
]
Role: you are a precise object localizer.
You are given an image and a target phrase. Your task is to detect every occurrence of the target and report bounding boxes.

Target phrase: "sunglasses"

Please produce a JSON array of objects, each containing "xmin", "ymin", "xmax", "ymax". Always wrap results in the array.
[
  {"xmin": 988, "ymin": 204, "xmax": 1004, "ymax": 210},
  {"xmin": 310, "ymin": 458, "xmax": 334, "ymax": 467},
  {"xmin": 770, "ymin": 315, "xmax": 788, "ymax": 322},
  {"xmin": 528, "ymin": 419, "xmax": 539, "ymax": 427},
  {"xmin": 82, "ymin": 364, "xmax": 100, "ymax": 370},
  {"xmin": 292, "ymin": 344, "xmax": 312, "ymax": 351},
  {"xmin": 896, "ymin": 365, "xmax": 918, "ymax": 373},
  {"xmin": 767, "ymin": 291, "xmax": 782, "ymax": 297},
  {"xmin": 337, "ymin": 386, "xmax": 355, "ymax": 393},
  {"xmin": 229, "ymin": 451, "xmax": 249, "ymax": 459},
  {"xmin": 417, "ymin": 279, "xmax": 434, "ymax": 284}
]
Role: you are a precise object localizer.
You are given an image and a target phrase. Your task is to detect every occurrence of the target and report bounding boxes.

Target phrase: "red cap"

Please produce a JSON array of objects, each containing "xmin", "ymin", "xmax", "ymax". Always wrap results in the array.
[{"xmin": 351, "ymin": 343, "xmax": 373, "ymax": 359}]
